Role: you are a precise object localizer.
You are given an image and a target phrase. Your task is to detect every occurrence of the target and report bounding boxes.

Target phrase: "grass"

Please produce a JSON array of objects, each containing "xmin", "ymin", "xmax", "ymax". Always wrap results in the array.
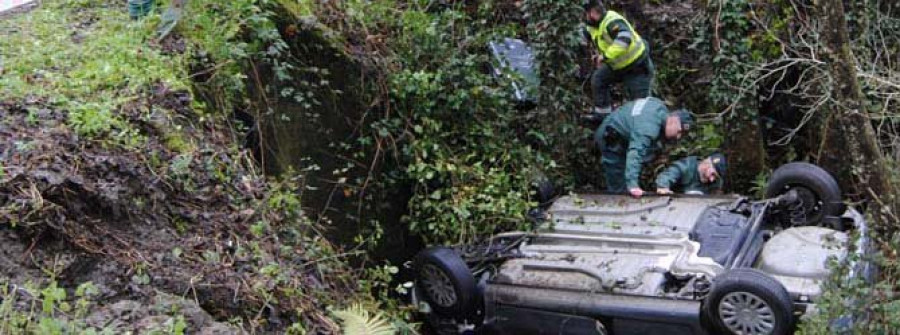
[
  {"xmin": 0, "ymin": 0, "xmax": 186, "ymax": 148},
  {"xmin": 0, "ymin": 0, "xmax": 262, "ymax": 144},
  {"xmin": 0, "ymin": 0, "xmax": 185, "ymax": 111},
  {"xmin": 0, "ymin": 1, "xmax": 415, "ymax": 332},
  {"xmin": 277, "ymin": 0, "xmax": 315, "ymax": 18}
]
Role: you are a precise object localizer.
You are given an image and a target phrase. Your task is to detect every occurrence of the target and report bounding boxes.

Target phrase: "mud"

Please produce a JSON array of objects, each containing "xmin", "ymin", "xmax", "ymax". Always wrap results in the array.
[
  {"xmin": 84, "ymin": 292, "xmax": 238, "ymax": 333},
  {"xmin": 0, "ymin": 85, "xmax": 354, "ymax": 333},
  {"xmin": 156, "ymin": 32, "xmax": 187, "ymax": 55}
]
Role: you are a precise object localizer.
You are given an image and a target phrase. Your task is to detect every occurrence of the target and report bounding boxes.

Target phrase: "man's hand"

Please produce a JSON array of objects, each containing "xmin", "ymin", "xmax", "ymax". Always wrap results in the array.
[
  {"xmin": 628, "ymin": 187, "xmax": 644, "ymax": 198},
  {"xmin": 656, "ymin": 188, "xmax": 673, "ymax": 195}
]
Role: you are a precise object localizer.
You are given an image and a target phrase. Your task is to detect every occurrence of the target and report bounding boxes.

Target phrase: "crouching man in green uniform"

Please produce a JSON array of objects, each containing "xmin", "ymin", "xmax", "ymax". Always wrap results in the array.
[
  {"xmin": 596, "ymin": 97, "xmax": 693, "ymax": 198},
  {"xmin": 656, "ymin": 153, "xmax": 727, "ymax": 195}
]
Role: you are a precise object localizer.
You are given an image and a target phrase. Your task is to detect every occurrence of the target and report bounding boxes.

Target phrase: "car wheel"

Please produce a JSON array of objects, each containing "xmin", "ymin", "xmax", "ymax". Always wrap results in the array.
[
  {"xmin": 704, "ymin": 268, "xmax": 794, "ymax": 335},
  {"xmin": 765, "ymin": 162, "xmax": 844, "ymax": 226},
  {"xmin": 414, "ymin": 247, "xmax": 477, "ymax": 319}
]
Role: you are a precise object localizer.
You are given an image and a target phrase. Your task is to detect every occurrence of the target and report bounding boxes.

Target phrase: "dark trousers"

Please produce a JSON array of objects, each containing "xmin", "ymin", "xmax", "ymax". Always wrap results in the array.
[
  {"xmin": 596, "ymin": 119, "xmax": 628, "ymax": 194},
  {"xmin": 591, "ymin": 57, "xmax": 655, "ymax": 109}
]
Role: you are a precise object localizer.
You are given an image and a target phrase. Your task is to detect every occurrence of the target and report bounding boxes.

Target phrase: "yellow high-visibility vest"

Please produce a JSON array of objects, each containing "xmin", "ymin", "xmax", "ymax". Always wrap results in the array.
[{"xmin": 586, "ymin": 10, "xmax": 646, "ymax": 70}]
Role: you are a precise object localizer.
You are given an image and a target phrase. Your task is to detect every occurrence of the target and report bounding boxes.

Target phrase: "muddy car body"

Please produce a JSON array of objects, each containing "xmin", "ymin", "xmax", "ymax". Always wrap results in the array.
[{"xmin": 412, "ymin": 163, "xmax": 873, "ymax": 335}]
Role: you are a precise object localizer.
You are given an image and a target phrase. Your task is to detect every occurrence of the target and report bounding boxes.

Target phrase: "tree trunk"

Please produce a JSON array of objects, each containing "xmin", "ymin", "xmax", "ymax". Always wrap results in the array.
[
  {"xmin": 816, "ymin": 0, "xmax": 899, "ymax": 235},
  {"xmin": 725, "ymin": 107, "xmax": 767, "ymax": 192}
]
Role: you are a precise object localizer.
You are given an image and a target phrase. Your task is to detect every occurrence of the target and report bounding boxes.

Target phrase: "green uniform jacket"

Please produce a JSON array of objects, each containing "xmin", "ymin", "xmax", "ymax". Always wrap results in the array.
[
  {"xmin": 599, "ymin": 97, "xmax": 668, "ymax": 189},
  {"xmin": 655, "ymin": 156, "xmax": 723, "ymax": 194}
]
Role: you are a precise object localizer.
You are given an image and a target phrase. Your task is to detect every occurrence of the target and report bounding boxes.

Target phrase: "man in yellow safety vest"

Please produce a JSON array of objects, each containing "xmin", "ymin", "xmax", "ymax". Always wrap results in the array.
[{"xmin": 583, "ymin": 0, "xmax": 654, "ymax": 116}]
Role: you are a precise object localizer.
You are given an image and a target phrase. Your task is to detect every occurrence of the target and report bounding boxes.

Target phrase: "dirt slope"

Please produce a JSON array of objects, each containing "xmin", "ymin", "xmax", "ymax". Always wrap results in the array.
[{"xmin": 0, "ymin": 2, "xmax": 359, "ymax": 329}]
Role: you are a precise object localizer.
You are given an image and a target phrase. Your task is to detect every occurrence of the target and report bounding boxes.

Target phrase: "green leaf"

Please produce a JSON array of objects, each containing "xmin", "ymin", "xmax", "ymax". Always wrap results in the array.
[{"xmin": 332, "ymin": 304, "xmax": 396, "ymax": 335}]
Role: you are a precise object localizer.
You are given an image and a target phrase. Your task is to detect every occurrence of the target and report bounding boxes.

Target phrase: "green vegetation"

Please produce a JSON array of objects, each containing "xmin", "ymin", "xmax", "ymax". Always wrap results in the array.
[
  {"xmin": 0, "ymin": 0, "xmax": 275, "ymax": 144},
  {"xmin": 314, "ymin": 1, "xmax": 549, "ymax": 245},
  {"xmin": 385, "ymin": 65, "xmax": 541, "ymax": 244},
  {"xmin": 0, "ymin": 281, "xmax": 110, "ymax": 334},
  {"xmin": 0, "ymin": 1, "xmax": 183, "ymax": 101},
  {"xmin": 319, "ymin": 0, "xmax": 727, "ymax": 247},
  {"xmin": 318, "ymin": 0, "xmax": 900, "ymax": 332},
  {"xmin": 332, "ymin": 304, "xmax": 395, "ymax": 335},
  {"xmin": 522, "ymin": 0, "xmax": 604, "ymax": 186},
  {"xmin": 2, "ymin": 0, "xmax": 899, "ymax": 333},
  {"xmin": 797, "ymin": 240, "xmax": 895, "ymax": 334},
  {"xmin": 0, "ymin": 0, "xmax": 388, "ymax": 333},
  {"xmin": 0, "ymin": 1, "xmax": 176, "ymax": 144}
]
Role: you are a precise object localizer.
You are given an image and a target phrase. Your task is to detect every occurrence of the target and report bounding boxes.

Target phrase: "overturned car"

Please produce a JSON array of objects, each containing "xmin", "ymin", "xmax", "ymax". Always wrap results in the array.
[{"xmin": 411, "ymin": 163, "xmax": 873, "ymax": 335}]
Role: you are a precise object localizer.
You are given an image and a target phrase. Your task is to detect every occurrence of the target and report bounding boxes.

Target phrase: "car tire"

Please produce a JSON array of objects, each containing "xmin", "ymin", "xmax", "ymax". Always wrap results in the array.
[
  {"xmin": 704, "ymin": 268, "xmax": 795, "ymax": 335},
  {"xmin": 765, "ymin": 162, "xmax": 845, "ymax": 226},
  {"xmin": 414, "ymin": 247, "xmax": 477, "ymax": 319}
]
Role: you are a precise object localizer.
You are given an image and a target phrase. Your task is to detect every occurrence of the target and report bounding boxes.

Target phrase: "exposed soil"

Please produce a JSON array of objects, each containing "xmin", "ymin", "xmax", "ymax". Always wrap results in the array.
[
  {"xmin": 0, "ymin": 85, "xmax": 355, "ymax": 333},
  {"xmin": 156, "ymin": 32, "xmax": 187, "ymax": 55}
]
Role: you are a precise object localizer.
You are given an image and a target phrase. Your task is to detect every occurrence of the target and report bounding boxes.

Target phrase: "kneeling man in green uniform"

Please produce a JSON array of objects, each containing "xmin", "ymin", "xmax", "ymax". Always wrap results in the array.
[
  {"xmin": 656, "ymin": 153, "xmax": 727, "ymax": 195},
  {"xmin": 596, "ymin": 97, "xmax": 693, "ymax": 198}
]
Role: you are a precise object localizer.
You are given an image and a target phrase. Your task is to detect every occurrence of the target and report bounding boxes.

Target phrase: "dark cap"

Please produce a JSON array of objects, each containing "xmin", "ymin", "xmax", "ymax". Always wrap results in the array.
[
  {"xmin": 709, "ymin": 153, "xmax": 727, "ymax": 178},
  {"xmin": 673, "ymin": 108, "xmax": 694, "ymax": 131},
  {"xmin": 582, "ymin": 0, "xmax": 604, "ymax": 10}
]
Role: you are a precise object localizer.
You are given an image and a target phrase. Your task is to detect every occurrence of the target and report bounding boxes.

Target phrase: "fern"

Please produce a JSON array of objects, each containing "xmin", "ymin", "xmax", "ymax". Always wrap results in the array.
[{"xmin": 332, "ymin": 304, "xmax": 396, "ymax": 335}]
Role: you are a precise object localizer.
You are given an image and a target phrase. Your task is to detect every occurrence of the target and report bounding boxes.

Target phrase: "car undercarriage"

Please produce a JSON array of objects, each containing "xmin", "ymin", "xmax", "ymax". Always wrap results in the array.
[{"xmin": 412, "ymin": 163, "xmax": 874, "ymax": 335}]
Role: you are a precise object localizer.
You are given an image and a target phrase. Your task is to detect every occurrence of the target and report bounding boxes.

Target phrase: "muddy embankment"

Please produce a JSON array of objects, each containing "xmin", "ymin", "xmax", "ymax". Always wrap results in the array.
[
  {"xmin": 0, "ymin": 89, "xmax": 252, "ymax": 332},
  {"xmin": 0, "ymin": 6, "xmax": 369, "ymax": 333}
]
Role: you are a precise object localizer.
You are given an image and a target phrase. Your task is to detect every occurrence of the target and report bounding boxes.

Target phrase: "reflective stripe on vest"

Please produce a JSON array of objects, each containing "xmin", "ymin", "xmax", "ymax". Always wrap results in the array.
[{"xmin": 586, "ymin": 10, "xmax": 646, "ymax": 70}]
